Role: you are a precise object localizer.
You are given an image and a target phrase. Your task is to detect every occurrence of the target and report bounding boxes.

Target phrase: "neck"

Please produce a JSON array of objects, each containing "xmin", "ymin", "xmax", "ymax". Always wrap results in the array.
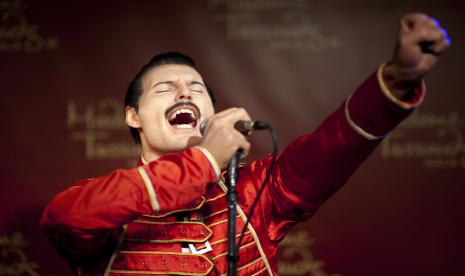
[{"xmin": 141, "ymin": 151, "xmax": 162, "ymax": 164}]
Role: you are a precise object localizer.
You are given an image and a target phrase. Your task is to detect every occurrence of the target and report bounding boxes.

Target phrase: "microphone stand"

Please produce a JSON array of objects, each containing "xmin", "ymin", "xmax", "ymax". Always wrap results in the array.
[{"xmin": 227, "ymin": 149, "xmax": 243, "ymax": 276}]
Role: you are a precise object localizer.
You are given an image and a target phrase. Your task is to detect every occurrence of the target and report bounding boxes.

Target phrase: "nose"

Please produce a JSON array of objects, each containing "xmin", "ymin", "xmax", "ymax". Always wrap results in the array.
[{"xmin": 175, "ymin": 81, "xmax": 193, "ymax": 102}]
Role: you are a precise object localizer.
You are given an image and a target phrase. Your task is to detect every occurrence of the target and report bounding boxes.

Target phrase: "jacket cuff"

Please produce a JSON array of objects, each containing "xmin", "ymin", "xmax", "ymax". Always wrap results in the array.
[
  {"xmin": 345, "ymin": 64, "xmax": 425, "ymax": 140},
  {"xmin": 377, "ymin": 63, "xmax": 426, "ymax": 109}
]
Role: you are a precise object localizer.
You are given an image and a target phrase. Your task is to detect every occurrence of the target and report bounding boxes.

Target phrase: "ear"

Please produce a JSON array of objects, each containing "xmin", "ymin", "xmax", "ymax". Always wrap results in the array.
[{"xmin": 125, "ymin": 106, "xmax": 141, "ymax": 128}]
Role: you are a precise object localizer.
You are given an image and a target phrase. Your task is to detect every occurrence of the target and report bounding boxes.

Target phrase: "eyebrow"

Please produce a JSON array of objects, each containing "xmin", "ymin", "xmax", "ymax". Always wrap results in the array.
[
  {"xmin": 190, "ymin": 81, "xmax": 205, "ymax": 87},
  {"xmin": 152, "ymin": 80, "xmax": 205, "ymax": 89}
]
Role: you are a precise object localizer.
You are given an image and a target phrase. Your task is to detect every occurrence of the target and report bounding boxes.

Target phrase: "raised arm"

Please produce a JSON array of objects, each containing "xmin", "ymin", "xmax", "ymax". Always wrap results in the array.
[{"xmin": 239, "ymin": 13, "xmax": 450, "ymax": 241}]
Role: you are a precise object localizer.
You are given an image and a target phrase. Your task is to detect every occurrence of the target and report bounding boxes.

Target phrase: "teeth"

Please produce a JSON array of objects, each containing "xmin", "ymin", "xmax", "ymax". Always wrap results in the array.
[
  {"xmin": 170, "ymin": 109, "xmax": 196, "ymax": 120},
  {"xmin": 173, "ymin": 124, "xmax": 194, "ymax": 129}
]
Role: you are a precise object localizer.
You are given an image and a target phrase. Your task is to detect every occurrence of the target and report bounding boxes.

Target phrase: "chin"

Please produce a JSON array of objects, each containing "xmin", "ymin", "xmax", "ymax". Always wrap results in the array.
[
  {"xmin": 144, "ymin": 131, "xmax": 201, "ymax": 156},
  {"xmin": 168, "ymin": 136, "xmax": 200, "ymax": 152}
]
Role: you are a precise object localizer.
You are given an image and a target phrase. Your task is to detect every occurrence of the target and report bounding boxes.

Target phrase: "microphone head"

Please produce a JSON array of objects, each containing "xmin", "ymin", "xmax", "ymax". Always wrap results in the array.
[
  {"xmin": 199, "ymin": 120, "xmax": 208, "ymax": 136},
  {"xmin": 199, "ymin": 119, "xmax": 269, "ymax": 136}
]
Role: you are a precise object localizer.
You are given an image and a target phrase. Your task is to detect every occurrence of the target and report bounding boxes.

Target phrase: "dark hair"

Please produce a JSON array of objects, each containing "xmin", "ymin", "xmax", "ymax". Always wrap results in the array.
[{"xmin": 124, "ymin": 52, "xmax": 216, "ymax": 144}]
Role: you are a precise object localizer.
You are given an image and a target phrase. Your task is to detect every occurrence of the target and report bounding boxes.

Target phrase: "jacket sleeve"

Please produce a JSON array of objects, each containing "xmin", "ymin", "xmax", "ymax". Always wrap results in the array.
[
  {"xmin": 40, "ymin": 146, "xmax": 219, "ymax": 260},
  {"xmin": 240, "ymin": 65, "xmax": 425, "ymax": 241}
]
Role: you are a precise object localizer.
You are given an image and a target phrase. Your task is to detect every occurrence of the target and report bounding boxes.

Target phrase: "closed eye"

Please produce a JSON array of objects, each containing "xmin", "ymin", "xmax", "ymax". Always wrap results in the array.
[
  {"xmin": 189, "ymin": 84, "xmax": 205, "ymax": 93},
  {"xmin": 153, "ymin": 81, "xmax": 174, "ymax": 93},
  {"xmin": 155, "ymin": 85, "xmax": 173, "ymax": 93}
]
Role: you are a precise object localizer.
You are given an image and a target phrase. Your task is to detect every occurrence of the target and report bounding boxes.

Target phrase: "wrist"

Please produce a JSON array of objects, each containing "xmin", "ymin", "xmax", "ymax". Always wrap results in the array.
[
  {"xmin": 377, "ymin": 64, "xmax": 425, "ymax": 109},
  {"xmin": 382, "ymin": 63, "xmax": 422, "ymax": 101}
]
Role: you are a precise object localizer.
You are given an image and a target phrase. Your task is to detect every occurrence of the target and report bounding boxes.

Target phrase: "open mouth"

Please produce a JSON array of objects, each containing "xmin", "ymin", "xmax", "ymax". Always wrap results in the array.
[{"xmin": 165, "ymin": 102, "xmax": 200, "ymax": 129}]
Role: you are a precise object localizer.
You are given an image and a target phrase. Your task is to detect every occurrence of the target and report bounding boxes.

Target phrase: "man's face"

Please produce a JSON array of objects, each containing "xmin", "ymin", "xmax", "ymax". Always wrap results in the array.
[{"xmin": 126, "ymin": 64, "xmax": 215, "ymax": 160}]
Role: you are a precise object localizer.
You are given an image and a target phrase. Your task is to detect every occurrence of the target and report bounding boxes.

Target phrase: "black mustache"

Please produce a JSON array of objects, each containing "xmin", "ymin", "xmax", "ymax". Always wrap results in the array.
[{"xmin": 165, "ymin": 102, "xmax": 201, "ymax": 118}]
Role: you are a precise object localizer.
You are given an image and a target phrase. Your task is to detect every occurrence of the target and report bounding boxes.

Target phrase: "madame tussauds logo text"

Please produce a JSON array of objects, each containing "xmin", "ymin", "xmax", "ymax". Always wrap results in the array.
[
  {"xmin": 278, "ymin": 231, "xmax": 342, "ymax": 276},
  {"xmin": 382, "ymin": 111, "xmax": 465, "ymax": 170},
  {"xmin": 208, "ymin": 0, "xmax": 340, "ymax": 52},
  {"xmin": 0, "ymin": 232, "xmax": 39, "ymax": 276},
  {"xmin": 67, "ymin": 98, "xmax": 139, "ymax": 162},
  {"xmin": 0, "ymin": 0, "xmax": 59, "ymax": 53}
]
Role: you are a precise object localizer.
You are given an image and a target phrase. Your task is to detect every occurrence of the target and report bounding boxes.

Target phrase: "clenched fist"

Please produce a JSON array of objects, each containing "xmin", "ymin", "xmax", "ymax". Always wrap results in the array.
[
  {"xmin": 199, "ymin": 107, "xmax": 252, "ymax": 168},
  {"xmin": 383, "ymin": 13, "xmax": 451, "ymax": 99}
]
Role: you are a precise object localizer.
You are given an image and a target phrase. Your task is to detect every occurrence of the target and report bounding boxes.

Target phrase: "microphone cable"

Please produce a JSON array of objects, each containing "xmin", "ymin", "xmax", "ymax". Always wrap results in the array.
[{"xmin": 235, "ymin": 125, "xmax": 278, "ymax": 251}]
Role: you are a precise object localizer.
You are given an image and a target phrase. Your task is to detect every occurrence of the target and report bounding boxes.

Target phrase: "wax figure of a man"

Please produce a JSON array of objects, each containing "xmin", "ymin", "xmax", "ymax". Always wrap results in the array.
[{"xmin": 41, "ymin": 13, "xmax": 450, "ymax": 275}]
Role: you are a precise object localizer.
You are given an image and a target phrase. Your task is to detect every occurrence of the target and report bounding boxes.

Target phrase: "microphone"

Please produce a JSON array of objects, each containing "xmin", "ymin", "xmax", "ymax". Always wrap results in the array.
[{"xmin": 200, "ymin": 120, "xmax": 269, "ymax": 136}]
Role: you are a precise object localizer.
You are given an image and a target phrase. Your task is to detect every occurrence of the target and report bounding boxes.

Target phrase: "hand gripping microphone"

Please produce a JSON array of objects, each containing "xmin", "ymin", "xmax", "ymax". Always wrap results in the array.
[{"xmin": 199, "ymin": 120, "xmax": 269, "ymax": 136}]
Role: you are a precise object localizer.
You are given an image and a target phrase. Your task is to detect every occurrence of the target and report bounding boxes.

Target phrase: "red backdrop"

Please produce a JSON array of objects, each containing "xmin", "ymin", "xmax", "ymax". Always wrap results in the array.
[{"xmin": 1, "ymin": 1, "xmax": 464, "ymax": 275}]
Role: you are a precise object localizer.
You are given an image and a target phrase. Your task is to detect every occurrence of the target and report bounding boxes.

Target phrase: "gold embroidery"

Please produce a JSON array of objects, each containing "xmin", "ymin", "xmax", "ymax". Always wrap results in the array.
[
  {"xmin": 237, "ymin": 256, "xmax": 262, "ymax": 271},
  {"xmin": 109, "ymin": 270, "xmax": 207, "ymax": 275},
  {"xmin": 344, "ymin": 94, "xmax": 385, "ymax": 140},
  {"xmin": 203, "ymin": 208, "xmax": 227, "ymax": 219},
  {"xmin": 127, "ymin": 221, "xmax": 212, "ymax": 243},
  {"xmin": 194, "ymin": 145, "xmax": 221, "ymax": 179},
  {"xmin": 125, "ymin": 237, "xmax": 210, "ymax": 244},
  {"xmin": 141, "ymin": 196, "xmax": 206, "ymax": 218},
  {"xmin": 137, "ymin": 167, "xmax": 160, "ymax": 212},
  {"xmin": 219, "ymin": 257, "xmax": 263, "ymax": 276},
  {"xmin": 210, "ymin": 231, "xmax": 250, "ymax": 246},
  {"xmin": 206, "ymin": 216, "xmax": 240, "ymax": 228},
  {"xmin": 104, "ymin": 225, "xmax": 127, "ymax": 276},
  {"xmin": 217, "ymin": 179, "xmax": 273, "ymax": 275},
  {"xmin": 212, "ymin": 251, "xmax": 227, "ymax": 261},
  {"xmin": 377, "ymin": 63, "xmax": 425, "ymax": 110},
  {"xmin": 112, "ymin": 251, "xmax": 213, "ymax": 275},
  {"xmin": 205, "ymin": 193, "xmax": 226, "ymax": 202},
  {"xmin": 119, "ymin": 250, "xmax": 209, "ymax": 256},
  {"xmin": 251, "ymin": 267, "xmax": 267, "ymax": 276},
  {"xmin": 133, "ymin": 220, "xmax": 204, "ymax": 226},
  {"xmin": 212, "ymin": 240, "xmax": 255, "ymax": 260}
]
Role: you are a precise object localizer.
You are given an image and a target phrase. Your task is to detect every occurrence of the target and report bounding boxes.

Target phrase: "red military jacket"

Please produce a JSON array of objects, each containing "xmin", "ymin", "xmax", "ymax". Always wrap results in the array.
[{"xmin": 41, "ymin": 66, "xmax": 424, "ymax": 275}]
